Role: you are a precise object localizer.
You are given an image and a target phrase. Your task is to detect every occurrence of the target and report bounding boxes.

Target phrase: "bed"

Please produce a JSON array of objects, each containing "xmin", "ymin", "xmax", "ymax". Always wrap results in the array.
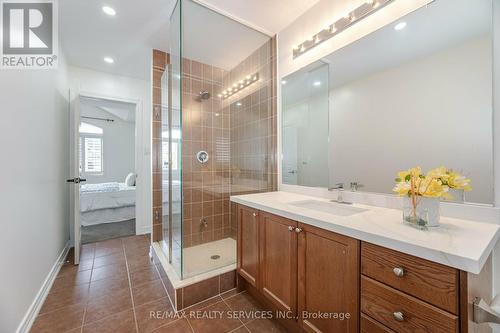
[
  {"xmin": 80, "ymin": 181, "xmax": 182, "ymax": 226},
  {"xmin": 80, "ymin": 182, "xmax": 136, "ymax": 226}
]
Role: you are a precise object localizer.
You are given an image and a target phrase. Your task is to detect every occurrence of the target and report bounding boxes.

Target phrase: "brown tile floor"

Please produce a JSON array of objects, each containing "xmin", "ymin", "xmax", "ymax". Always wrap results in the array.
[{"xmin": 31, "ymin": 235, "xmax": 286, "ymax": 333}]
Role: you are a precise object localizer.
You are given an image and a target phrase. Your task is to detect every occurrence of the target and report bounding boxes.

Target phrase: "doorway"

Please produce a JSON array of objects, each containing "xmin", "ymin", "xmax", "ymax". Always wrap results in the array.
[{"xmin": 77, "ymin": 95, "xmax": 138, "ymax": 243}]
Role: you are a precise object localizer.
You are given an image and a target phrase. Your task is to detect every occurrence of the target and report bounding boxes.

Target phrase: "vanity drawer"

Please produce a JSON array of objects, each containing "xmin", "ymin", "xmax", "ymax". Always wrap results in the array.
[
  {"xmin": 361, "ymin": 314, "xmax": 396, "ymax": 333},
  {"xmin": 361, "ymin": 276, "xmax": 458, "ymax": 333},
  {"xmin": 361, "ymin": 242, "xmax": 459, "ymax": 314}
]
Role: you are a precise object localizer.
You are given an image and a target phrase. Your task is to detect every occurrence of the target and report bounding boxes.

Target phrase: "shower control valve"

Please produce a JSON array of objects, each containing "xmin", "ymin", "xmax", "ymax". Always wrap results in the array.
[{"xmin": 196, "ymin": 151, "xmax": 209, "ymax": 164}]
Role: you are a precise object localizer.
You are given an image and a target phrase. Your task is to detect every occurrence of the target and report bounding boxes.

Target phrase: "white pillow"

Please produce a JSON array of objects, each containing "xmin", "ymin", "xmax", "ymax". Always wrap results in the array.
[{"xmin": 125, "ymin": 173, "xmax": 136, "ymax": 186}]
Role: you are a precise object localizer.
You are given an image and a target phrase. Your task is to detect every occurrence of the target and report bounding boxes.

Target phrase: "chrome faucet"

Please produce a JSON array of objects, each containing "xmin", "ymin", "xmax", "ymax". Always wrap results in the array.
[
  {"xmin": 350, "ymin": 182, "xmax": 362, "ymax": 192},
  {"xmin": 328, "ymin": 183, "xmax": 345, "ymax": 203}
]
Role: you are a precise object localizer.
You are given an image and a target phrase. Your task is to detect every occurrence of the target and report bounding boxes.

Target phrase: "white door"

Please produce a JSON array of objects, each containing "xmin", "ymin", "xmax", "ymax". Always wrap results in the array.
[
  {"xmin": 282, "ymin": 126, "xmax": 298, "ymax": 184},
  {"xmin": 68, "ymin": 91, "xmax": 83, "ymax": 264}
]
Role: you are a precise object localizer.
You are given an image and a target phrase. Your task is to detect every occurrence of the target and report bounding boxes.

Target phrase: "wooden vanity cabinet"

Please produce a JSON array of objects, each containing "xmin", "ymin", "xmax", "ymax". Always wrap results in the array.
[
  {"xmin": 236, "ymin": 204, "xmax": 469, "ymax": 333},
  {"xmin": 237, "ymin": 204, "xmax": 360, "ymax": 333},
  {"xmin": 237, "ymin": 205, "xmax": 260, "ymax": 288},
  {"xmin": 360, "ymin": 243, "xmax": 463, "ymax": 333},
  {"xmin": 297, "ymin": 222, "xmax": 360, "ymax": 333},
  {"xmin": 260, "ymin": 212, "xmax": 298, "ymax": 315}
]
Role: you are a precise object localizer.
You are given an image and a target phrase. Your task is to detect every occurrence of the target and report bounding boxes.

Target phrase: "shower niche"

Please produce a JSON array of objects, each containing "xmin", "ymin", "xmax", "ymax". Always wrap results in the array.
[{"xmin": 151, "ymin": 0, "xmax": 277, "ymax": 308}]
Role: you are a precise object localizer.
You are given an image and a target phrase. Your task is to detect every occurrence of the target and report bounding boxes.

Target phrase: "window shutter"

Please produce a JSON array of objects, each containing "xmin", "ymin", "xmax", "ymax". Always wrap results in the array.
[{"xmin": 84, "ymin": 137, "xmax": 103, "ymax": 173}]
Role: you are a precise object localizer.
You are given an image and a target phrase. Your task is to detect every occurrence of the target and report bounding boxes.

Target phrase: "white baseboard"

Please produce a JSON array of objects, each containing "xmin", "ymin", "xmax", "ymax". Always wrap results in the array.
[
  {"xmin": 16, "ymin": 241, "xmax": 71, "ymax": 333},
  {"xmin": 138, "ymin": 224, "xmax": 151, "ymax": 235}
]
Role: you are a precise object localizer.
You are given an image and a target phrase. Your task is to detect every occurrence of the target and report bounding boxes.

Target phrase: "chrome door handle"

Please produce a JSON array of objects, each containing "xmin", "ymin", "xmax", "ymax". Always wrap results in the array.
[
  {"xmin": 393, "ymin": 311, "xmax": 405, "ymax": 322},
  {"xmin": 295, "ymin": 227, "xmax": 302, "ymax": 233},
  {"xmin": 66, "ymin": 177, "xmax": 86, "ymax": 184},
  {"xmin": 252, "ymin": 212, "xmax": 258, "ymax": 217},
  {"xmin": 393, "ymin": 267, "xmax": 405, "ymax": 277},
  {"xmin": 288, "ymin": 226, "xmax": 294, "ymax": 232}
]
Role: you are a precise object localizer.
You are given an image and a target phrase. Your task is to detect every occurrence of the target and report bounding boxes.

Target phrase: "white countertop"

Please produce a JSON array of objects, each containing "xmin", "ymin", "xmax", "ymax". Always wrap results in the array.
[{"xmin": 230, "ymin": 191, "xmax": 500, "ymax": 274}]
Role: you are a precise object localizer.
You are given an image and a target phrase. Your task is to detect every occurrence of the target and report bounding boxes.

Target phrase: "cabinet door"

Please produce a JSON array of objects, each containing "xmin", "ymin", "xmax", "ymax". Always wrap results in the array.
[
  {"xmin": 237, "ymin": 205, "xmax": 260, "ymax": 288},
  {"xmin": 260, "ymin": 212, "xmax": 298, "ymax": 315},
  {"xmin": 298, "ymin": 223, "xmax": 360, "ymax": 333}
]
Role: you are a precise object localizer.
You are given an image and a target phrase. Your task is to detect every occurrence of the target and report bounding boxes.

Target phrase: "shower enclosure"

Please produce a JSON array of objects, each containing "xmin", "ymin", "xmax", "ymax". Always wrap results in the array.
[{"xmin": 158, "ymin": 0, "xmax": 277, "ymax": 281}]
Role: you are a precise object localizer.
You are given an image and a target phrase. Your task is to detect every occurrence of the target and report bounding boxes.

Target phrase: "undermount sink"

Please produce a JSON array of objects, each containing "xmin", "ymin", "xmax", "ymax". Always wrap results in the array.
[{"xmin": 289, "ymin": 200, "xmax": 368, "ymax": 217}]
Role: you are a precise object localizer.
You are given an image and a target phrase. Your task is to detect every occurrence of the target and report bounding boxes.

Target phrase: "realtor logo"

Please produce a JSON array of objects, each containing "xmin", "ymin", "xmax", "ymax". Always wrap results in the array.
[{"xmin": 1, "ymin": 0, "xmax": 58, "ymax": 69}]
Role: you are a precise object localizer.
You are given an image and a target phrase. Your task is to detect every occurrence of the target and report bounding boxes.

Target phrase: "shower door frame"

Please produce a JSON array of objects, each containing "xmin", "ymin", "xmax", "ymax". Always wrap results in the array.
[{"xmin": 167, "ymin": 64, "xmax": 174, "ymax": 264}]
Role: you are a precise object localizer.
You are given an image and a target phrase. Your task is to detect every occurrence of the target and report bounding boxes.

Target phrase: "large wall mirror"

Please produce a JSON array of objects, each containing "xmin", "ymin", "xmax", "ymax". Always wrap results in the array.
[{"xmin": 281, "ymin": 0, "xmax": 494, "ymax": 204}]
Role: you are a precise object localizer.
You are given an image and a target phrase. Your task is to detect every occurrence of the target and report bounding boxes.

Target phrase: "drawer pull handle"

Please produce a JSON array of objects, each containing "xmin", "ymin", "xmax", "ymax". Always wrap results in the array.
[
  {"xmin": 393, "ymin": 267, "xmax": 405, "ymax": 277},
  {"xmin": 295, "ymin": 227, "xmax": 303, "ymax": 233},
  {"xmin": 288, "ymin": 226, "xmax": 294, "ymax": 232},
  {"xmin": 393, "ymin": 311, "xmax": 405, "ymax": 322},
  {"xmin": 252, "ymin": 212, "xmax": 258, "ymax": 217}
]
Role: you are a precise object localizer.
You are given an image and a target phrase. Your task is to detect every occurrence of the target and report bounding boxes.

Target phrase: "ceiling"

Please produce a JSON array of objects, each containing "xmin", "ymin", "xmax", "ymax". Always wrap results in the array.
[
  {"xmin": 60, "ymin": 0, "xmax": 319, "ymax": 80},
  {"xmin": 60, "ymin": 0, "xmax": 173, "ymax": 80},
  {"xmin": 182, "ymin": 0, "xmax": 269, "ymax": 70},
  {"xmin": 193, "ymin": 0, "xmax": 320, "ymax": 35},
  {"xmin": 80, "ymin": 96, "xmax": 137, "ymax": 123}
]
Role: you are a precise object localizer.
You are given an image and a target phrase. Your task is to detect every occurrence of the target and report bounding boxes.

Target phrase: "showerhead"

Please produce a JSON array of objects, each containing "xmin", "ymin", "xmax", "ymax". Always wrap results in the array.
[{"xmin": 198, "ymin": 91, "xmax": 211, "ymax": 100}]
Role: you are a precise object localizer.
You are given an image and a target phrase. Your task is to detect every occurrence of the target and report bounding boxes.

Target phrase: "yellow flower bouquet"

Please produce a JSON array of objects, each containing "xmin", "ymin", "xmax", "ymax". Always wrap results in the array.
[{"xmin": 393, "ymin": 167, "xmax": 471, "ymax": 228}]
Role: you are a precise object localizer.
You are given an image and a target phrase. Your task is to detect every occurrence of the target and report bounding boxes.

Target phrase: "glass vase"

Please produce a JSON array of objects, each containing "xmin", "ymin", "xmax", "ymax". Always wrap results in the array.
[{"xmin": 403, "ymin": 197, "xmax": 440, "ymax": 229}]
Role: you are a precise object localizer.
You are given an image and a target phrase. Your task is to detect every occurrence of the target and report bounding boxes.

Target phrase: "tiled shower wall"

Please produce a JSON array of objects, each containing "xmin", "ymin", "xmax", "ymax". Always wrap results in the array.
[
  {"xmin": 228, "ymin": 38, "xmax": 278, "ymax": 236},
  {"xmin": 152, "ymin": 49, "xmax": 168, "ymax": 243},
  {"xmin": 151, "ymin": 37, "xmax": 277, "ymax": 247},
  {"xmin": 181, "ymin": 59, "xmax": 232, "ymax": 247}
]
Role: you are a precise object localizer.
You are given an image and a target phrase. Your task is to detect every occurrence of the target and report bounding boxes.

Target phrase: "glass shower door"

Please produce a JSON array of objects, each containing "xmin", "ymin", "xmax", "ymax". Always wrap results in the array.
[{"xmin": 161, "ymin": 0, "xmax": 183, "ymax": 279}]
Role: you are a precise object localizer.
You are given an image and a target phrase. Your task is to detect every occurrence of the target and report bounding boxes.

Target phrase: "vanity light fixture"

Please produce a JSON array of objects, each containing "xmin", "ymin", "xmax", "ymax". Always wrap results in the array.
[
  {"xmin": 293, "ymin": 0, "xmax": 393, "ymax": 59},
  {"xmin": 218, "ymin": 72, "xmax": 259, "ymax": 99}
]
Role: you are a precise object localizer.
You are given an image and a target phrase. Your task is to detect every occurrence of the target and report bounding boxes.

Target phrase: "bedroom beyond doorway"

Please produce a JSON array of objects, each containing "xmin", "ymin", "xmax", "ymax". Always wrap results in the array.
[{"xmin": 78, "ymin": 96, "xmax": 138, "ymax": 243}]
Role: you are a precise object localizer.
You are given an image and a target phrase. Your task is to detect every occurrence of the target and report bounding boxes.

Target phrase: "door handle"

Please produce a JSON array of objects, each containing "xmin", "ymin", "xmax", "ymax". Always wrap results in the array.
[
  {"xmin": 393, "ymin": 311, "xmax": 405, "ymax": 322},
  {"xmin": 66, "ymin": 177, "xmax": 86, "ymax": 184},
  {"xmin": 393, "ymin": 267, "xmax": 405, "ymax": 277}
]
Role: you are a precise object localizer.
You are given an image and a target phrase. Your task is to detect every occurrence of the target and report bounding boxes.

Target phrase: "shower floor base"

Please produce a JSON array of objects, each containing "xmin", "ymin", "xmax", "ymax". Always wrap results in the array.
[
  {"xmin": 154, "ymin": 237, "xmax": 237, "ymax": 288},
  {"xmin": 181, "ymin": 237, "xmax": 236, "ymax": 278},
  {"xmin": 152, "ymin": 238, "xmax": 238, "ymax": 310}
]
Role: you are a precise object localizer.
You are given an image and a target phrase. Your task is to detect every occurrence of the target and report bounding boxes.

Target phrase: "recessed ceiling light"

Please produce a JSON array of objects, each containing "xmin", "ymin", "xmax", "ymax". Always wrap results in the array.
[
  {"xmin": 313, "ymin": 81, "xmax": 321, "ymax": 87},
  {"xmin": 281, "ymin": 80, "xmax": 287, "ymax": 85},
  {"xmin": 394, "ymin": 22, "xmax": 407, "ymax": 31},
  {"xmin": 104, "ymin": 57, "xmax": 114, "ymax": 64},
  {"xmin": 102, "ymin": 6, "xmax": 116, "ymax": 16}
]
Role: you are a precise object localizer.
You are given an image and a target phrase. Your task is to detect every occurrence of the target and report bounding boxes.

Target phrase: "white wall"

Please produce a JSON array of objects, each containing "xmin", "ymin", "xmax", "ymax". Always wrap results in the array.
[
  {"xmin": 0, "ymin": 55, "xmax": 69, "ymax": 332},
  {"xmin": 492, "ymin": 0, "xmax": 500, "ymax": 316},
  {"xmin": 80, "ymin": 105, "xmax": 136, "ymax": 184},
  {"xmin": 283, "ymin": 95, "xmax": 329, "ymax": 187},
  {"xmin": 329, "ymin": 37, "xmax": 493, "ymax": 204},
  {"xmin": 69, "ymin": 66, "xmax": 152, "ymax": 235}
]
